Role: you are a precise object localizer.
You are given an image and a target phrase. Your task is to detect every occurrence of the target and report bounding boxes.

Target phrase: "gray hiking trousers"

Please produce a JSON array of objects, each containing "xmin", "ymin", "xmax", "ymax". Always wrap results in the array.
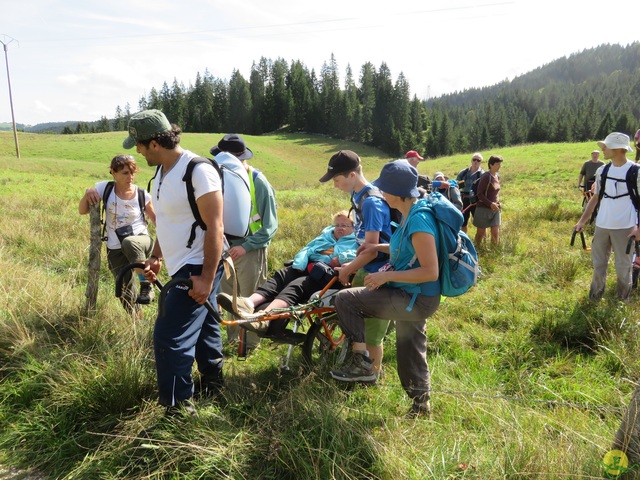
[
  {"xmin": 589, "ymin": 226, "xmax": 634, "ymax": 302},
  {"xmin": 335, "ymin": 286, "xmax": 440, "ymax": 403}
]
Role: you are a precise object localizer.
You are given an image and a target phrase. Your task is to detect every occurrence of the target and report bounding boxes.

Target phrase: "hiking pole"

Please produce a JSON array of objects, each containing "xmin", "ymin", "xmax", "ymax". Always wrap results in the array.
[
  {"xmin": 625, "ymin": 237, "xmax": 640, "ymax": 255},
  {"xmin": 158, "ymin": 278, "xmax": 221, "ymax": 322},
  {"xmin": 115, "ymin": 262, "xmax": 164, "ymax": 298},
  {"xmin": 570, "ymin": 230, "xmax": 591, "ymax": 251}
]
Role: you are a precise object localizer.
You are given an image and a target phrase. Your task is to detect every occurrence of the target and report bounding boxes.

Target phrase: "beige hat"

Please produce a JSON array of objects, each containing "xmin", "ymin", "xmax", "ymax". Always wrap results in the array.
[{"xmin": 597, "ymin": 132, "xmax": 632, "ymax": 152}]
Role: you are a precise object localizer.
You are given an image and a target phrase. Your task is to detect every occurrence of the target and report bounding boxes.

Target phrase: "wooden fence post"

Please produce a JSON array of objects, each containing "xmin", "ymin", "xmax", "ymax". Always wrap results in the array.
[
  {"xmin": 612, "ymin": 382, "xmax": 640, "ymax": 479},
  {"xmin": 83, "ymin": 203, "xmax": 102, "ymax": 315}
]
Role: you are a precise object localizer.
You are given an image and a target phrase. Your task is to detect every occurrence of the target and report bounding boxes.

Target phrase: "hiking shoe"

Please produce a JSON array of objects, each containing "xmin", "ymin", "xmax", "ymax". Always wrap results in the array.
[
  {"xmin": 407, "ymin": 400, "xmax": 431, "ymax": 419},
  {"xmin": 330, "ymin": 352, "xmax": 377, "ymax": 383},
  {"xmin": 195, "ymin": 373, "xmax": 224, "ymax": 400},
  {"xmin": 217, "ymin": 293, "xmax": 254, "ymax": 317},
  {"xmin": 165, "ymin": 399, "xmax": 198, "ymax": 418},
  {"xmin": 137, "ymin": 281, "xmax": 154, "ymax": 304}
]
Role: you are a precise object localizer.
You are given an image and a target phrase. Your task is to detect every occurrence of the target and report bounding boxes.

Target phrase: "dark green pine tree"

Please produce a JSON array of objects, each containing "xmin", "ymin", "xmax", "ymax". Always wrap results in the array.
[
  {"xmin": 228, "ymin": 70, "xmax": 252, "ymax": 133},
  {"xmin": 211, "ymin": 78, "xmax": 229, "ymax": 133},
  {"xmin": 372, "ymin": 62, "xmax": 394, "ymax": 151},
  {"xmin": 342, "ymin": 64, "xmax": 361, "ymax": 142},
  {"xmin": 250, "ymin": 60, "xmax": 267, "ymax": 135},
  {"xmin": 264, "ymin": 58, "xmax": 290, "ymax": 132},
  {"xmin": 358, "ymin": 62, "xmax": 376, "ymax": 144},
  {"xmin": 287, "ymin": 60, "xmax": 310, "ymax": 132},
  {"xmin": 596, "ymin": 111, "xmax": 615, "ymax": 140},
  {"xmin": 391, "ymin": 72, "xmax": 413, "ymax": 155}
]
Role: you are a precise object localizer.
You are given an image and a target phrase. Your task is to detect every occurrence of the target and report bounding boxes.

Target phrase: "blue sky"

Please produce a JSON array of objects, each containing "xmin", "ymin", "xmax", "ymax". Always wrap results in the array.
[{"xmin": 1, "ymin": 0, "xmax": 637, "ymax": 125}]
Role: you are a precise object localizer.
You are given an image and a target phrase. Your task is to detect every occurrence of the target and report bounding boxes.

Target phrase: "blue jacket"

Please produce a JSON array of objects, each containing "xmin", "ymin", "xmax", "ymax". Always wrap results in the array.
[{"xmin": 292, "ymin": 226, "xmax": 358, "ymax": 271}]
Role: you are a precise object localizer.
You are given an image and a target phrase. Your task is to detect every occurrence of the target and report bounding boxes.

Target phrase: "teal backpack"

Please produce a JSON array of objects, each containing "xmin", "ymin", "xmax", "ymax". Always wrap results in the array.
[
  {"xmin": 396, "ymin": 192, "xmax": 480, "ymax": 300},
  {"xmin": 428, "ymin": 192, "xmax": 480, "ymax": 296}
]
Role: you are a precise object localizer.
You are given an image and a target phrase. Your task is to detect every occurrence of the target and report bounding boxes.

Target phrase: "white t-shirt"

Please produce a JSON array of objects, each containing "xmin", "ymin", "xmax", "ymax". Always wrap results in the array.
[
  {"xmin": 96, "ymin": 181, "xmax": 150, "ymax": 250},
  {"xmin": 152, "ymin": 150, "xmax": 222, "ymax": 276},
  {"xmin": 594, "ymin": 160, "xmax": 638, "ymax": 229}
]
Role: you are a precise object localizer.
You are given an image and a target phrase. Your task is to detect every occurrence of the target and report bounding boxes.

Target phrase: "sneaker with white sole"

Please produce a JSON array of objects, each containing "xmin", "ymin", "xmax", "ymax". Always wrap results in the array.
[
  {"xmin": 330, "ymin": 352, "xmax": 377, "ymax": 383},
  {"xmin": 137, "ymin": 281, "xmax": 154, "ymax": 304}
]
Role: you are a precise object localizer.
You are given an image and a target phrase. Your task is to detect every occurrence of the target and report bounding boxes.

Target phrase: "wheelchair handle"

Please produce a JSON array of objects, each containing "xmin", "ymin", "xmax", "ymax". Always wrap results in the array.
[
  {"xmin": 157, "ymin": 277, "xmax": 221, "ymax": 322},
  {"xmin": 115, "ymin": 262, "xmax": 165, "ymax": 298}
]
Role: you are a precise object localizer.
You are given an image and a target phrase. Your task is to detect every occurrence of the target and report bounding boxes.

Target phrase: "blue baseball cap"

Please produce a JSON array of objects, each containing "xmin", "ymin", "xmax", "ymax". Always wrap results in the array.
[{"xmin": 372, "ymin": 160, "xmax": 420, "ymax": 197}]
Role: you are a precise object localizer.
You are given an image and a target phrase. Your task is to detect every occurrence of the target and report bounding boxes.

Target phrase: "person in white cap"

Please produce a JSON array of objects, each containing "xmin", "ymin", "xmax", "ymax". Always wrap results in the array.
[{"xmin": 574, "ymin": 132, "xmax": 640, "ymax": 302}]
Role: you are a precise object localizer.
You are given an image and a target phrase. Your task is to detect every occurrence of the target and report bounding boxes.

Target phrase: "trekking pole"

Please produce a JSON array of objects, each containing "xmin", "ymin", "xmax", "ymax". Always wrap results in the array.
[
  {"xmin": 625, "ymin": 237, "xmax": 639, "ymax": 255},
  {"xmin": 158, "ymin": 278, "xmax": 221, "ymax": 322},
  {"xmin": 570, "ymin": 230, "xmax": 591, "ymax": 251},
  {"xmin": 115, "ymin": 262, "xmax": 164, "ymax": 298}
]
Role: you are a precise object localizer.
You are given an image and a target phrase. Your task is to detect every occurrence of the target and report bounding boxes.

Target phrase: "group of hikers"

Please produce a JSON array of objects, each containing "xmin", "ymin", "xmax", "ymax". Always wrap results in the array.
[{"xmin": 78, "ymin": 107, "xmax": 639, "ymax": 419}]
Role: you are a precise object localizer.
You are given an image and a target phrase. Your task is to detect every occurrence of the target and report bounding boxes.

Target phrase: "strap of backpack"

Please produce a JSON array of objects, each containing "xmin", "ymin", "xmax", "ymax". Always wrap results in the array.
[
  {"xmin": 100, "ymin": 181, "xmax": 115, "ymax": 241},
  {"xmin": 137, "ymin": 187, "xmax": 147, "ymax": 225},
  {"xmin": 590, "ymin": 162, "xmax": 612, "ymax": 224},
  {"xmin": 596, "ymin": 162, "xmax": 612, "ymax": 206},
  {"xmin": 349, "ymin": 186, "xmax": 372, "ymax": 219},
  {"xmin": 484, "ymin": 172, "xmax": 491, "ymax": 197},
  {"xmin": 147, "ymin": 166, "xmax": 160, "ymax": 193},
  {"xmin": 183, "ymin": 157, "xmax": 223, "ymax": 249}
]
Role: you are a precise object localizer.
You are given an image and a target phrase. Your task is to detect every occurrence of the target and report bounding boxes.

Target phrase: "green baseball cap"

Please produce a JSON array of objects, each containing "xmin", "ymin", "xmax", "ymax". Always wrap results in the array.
[{"xmin": 122, "ymin": 109, "xmax": 172, "ymax": 149}]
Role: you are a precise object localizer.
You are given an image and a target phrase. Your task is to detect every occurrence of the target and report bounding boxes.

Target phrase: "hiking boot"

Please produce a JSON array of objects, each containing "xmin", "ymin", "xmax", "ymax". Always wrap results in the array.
[
  {"xmin": 195, "ymin": 372, "xmax": 224, "ymax": 400},
  {"xmin": 407, "ymin": 400, "xmax": 431, "ymax": 419},
  {"xmin": 165, "ymin": 399, "xmax": 198, "ymax": 418},
  {"xmin": 217, "ymin": 292, "xmax": 254, "ymax": 317},
  {"xmin": 137, "ymin": 281, "xmax": 154, "ymax": 305},
  {"xmin": 330, "ymin": 352, "xmax": 377, "ymax": 383}
]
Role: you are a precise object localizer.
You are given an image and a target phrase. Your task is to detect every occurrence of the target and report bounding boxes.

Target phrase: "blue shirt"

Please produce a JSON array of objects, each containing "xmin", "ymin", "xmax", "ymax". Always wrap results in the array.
[{"xmin": 352, "ymin": 184, "xmax": 392, "ymax": 272}]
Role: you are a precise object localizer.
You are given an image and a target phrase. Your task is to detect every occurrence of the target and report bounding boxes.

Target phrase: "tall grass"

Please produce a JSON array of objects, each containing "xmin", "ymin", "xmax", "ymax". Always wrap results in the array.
[{"xmin": 1, "ymin": 131, "xmax": 639, "ymax": 478}]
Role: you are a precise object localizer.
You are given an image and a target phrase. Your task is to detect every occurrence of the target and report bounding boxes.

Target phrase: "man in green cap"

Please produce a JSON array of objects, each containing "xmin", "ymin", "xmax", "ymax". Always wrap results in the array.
[{"xmin": 124, "ymin": 109, "xmax": 226, "ymax": 416}]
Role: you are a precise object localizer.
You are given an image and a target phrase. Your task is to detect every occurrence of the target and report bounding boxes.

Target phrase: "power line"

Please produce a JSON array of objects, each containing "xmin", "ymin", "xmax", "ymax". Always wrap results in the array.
[{"xmin": 18, "ymin": 2, "xmax": 514, "ymax": 46}]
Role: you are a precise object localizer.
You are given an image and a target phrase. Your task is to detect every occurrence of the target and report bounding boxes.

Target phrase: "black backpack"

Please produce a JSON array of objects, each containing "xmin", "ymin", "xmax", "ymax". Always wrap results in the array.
[
  {"xmin": 593, "ymin": 162, "xmax": 640, "ymax": 223},
  {"xmin": 148, "ymin": 155, "xmax": 252, "ymax": 248},
  {"xmin": 100, "ymin": 181, "xmax": 146, "ymax": 242}
]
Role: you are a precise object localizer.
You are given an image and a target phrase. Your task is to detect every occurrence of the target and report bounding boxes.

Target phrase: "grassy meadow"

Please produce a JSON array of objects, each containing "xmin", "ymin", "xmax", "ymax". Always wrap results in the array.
[{"xmin": 0, "ymin": 130, "xmax": 639, "ymax": 479}]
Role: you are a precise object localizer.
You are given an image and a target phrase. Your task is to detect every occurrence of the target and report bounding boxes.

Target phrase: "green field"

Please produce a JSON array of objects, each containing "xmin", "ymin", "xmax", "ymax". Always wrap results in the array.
[{"xmin": 0, "ymin": 130, "xmax": 638, "ymax": 479}]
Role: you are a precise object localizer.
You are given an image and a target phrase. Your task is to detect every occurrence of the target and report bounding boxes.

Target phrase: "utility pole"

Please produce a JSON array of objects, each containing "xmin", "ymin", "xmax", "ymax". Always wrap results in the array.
[{"xmin": 0, "ymin": 35, "xmax": 20, "ymax": 159}]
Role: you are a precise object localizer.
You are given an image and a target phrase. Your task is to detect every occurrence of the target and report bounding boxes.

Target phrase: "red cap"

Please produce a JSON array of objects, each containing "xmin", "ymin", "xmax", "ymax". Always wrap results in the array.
[{"xmin": 405, "ymin": 150, "xmax": 424, "ymax": 161}]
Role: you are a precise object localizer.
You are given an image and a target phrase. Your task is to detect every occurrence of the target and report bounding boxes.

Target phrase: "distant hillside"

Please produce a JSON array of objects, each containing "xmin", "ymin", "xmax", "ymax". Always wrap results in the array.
[
  {"xmin": 424, "ymin": 42, "xmax": 640, "ymax": 154},
  {"xmin": 0, "ymin": 120, "xmax": 108, "ymax": 134}
]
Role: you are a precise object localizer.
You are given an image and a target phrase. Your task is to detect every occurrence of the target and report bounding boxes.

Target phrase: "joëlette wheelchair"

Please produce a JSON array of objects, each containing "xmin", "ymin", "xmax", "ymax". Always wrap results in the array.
[{"xmin": 115, "ymin": 263, "xmax": 351, "ymax": 371}]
